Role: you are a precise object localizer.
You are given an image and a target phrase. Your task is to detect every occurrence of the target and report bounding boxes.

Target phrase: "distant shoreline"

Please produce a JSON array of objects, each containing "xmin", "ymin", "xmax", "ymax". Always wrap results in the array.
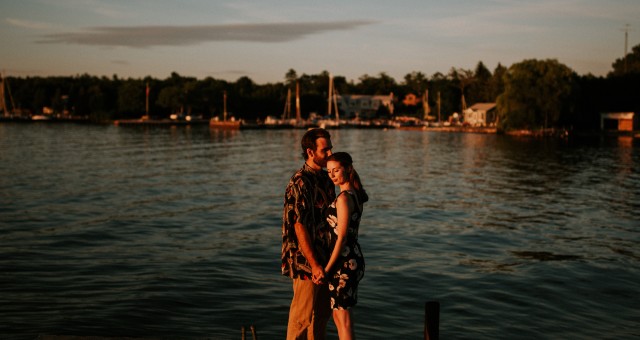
[{"xmin": 1, "ymin": 117, "xmax": 638, "ymax": 138}]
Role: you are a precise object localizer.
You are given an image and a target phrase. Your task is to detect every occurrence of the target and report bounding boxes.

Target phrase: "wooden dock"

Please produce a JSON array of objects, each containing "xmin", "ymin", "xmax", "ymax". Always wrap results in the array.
[{"xmin": 113, "ymin": 119, "xmax": 210, "ymax": 126}]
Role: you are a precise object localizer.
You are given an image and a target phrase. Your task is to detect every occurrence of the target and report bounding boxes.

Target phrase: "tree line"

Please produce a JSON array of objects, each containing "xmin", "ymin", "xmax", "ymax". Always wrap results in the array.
[{"xmin": 3, "ymin": 43, "xmax": 640, "ymax": 131}]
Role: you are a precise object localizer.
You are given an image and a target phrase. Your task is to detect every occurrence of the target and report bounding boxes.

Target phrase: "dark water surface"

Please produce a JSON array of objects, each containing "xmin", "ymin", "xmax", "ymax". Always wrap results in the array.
[{"xmin": 1, "ymin": 123, "xmax": 638, "ymax": 339}]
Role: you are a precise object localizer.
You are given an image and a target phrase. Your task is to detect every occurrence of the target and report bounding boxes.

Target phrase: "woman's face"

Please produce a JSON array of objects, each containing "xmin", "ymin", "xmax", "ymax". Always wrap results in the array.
[{"xmin": 327, "ymin": 160, "xmax": 347, "ymax": 186}]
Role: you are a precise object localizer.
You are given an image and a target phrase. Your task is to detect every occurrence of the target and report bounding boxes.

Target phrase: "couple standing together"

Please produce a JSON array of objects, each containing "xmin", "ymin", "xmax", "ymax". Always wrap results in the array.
[{"xmin": 281, "ymin": 128, "xmax": 368, "ymax": 340}]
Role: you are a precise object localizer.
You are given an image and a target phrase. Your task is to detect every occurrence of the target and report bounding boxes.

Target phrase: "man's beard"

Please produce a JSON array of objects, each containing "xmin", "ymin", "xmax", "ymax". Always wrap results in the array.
[{"xmin": 313, "ymin": 156, "xmax": 326, "ymax": 169}]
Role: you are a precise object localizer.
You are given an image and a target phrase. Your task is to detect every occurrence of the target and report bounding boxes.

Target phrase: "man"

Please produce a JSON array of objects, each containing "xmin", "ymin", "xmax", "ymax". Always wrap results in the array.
[{"xmin": 282, "ymin": 128, "xmax": 335, "ymax": 339}]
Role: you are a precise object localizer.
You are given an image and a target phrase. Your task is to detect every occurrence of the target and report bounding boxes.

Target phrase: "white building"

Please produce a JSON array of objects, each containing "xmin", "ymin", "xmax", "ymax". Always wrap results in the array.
[
  {"xmin": 463, "ymin": 103, "xmax": 497, "ymax": 127},
  {"xmin": 336, "ymin": 94, "xmax": 394, "ymax": 119},
  {"xmin": 600, "ymin": 112, "xmax": 635, "ymax": 131}
]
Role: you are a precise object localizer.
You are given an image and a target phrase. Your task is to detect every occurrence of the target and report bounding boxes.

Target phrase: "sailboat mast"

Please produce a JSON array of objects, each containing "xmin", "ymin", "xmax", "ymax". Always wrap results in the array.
[
  {"xmin": 333, "ymin": 86, "xmax": 339, "ymax": 123},
  {"xmin": 145, "ymin": 82, "xmax": 150, "ymax": 119},
  {"xmin": 327, "ymin": 73, "xmax": 340, "ymax": 124},
  {"xmin": 283, "ymin": 88, "xmax": 291, "ymax": 119},
  {"xmin": 0, "ymin": 73, "xmax": 5, "ymax": 117},
  {"xmin": 1, "ymin": 71, "xmax": 15, "ymax": 117},
  {"xmin": 295, "ymin": 81, "xmax": 301, "ymax": 123},
  {"xmin": 422, "ymin": 89, "xmax": 430, "ymax": 121},
  {"xmin": 223, "ymin": 90, "xmax": 228, "ymax": 122},
  {"xmin": 437, "ymin": 91, "xmax": 441, "ymax": 123},
  {"xmin": 327, "ymin": 74, "xmax": 333, "ymax": 117}
]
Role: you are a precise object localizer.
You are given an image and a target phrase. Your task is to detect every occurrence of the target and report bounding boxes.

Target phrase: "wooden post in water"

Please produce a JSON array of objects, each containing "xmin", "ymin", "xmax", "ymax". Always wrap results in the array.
[
  {"xmin": 424, "ymin": 301, "xmax": 440, "ymax": 340},
  {"xmin": 241, "ymin": 325, "xmax": 257, "ymax": 340}
]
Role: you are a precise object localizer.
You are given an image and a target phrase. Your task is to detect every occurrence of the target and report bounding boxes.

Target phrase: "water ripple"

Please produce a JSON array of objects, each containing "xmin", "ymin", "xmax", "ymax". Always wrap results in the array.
[{"xmin": 1, "ymin": 125, "xmax": 638, "ymax": 339}]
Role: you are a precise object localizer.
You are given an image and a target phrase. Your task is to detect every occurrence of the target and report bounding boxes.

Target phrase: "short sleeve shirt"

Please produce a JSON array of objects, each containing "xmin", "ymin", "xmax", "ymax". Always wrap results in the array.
[{"xmin": 281, "ymin": 163, "xmax": 336, "ymax": 279}]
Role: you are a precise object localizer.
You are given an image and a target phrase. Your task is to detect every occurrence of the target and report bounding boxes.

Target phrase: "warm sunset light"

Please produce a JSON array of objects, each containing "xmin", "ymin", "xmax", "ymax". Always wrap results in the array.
[
  {"xmin": 1, "ymin": 1, "xmax": 638, "ymax": 82},
  {"xmin": 1, "ymin": 2, "xmax": 639, "ymax": 339}
]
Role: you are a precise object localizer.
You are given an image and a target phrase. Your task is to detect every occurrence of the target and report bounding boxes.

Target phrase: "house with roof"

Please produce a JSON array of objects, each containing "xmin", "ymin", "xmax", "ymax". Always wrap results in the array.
[
  {"xmin": 402, "ymin": 93, "xmax": 422, "ymax": 106},
  {"xmin": 600, "ymin": 112, "xmax": 636, "ymax": 131},
  {"xmin": 336, "ymin": 93, "xmax": 395, "ymax": 119},
  {"xmin": 463, "ymin": 103, "xmax": 497, "ymax": 127}
]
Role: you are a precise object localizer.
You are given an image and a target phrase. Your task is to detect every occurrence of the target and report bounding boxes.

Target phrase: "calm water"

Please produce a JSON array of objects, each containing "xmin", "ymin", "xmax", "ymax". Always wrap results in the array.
[{"xmin": 1, "ymin": 123, "xmax": 638, "ymax": 339}]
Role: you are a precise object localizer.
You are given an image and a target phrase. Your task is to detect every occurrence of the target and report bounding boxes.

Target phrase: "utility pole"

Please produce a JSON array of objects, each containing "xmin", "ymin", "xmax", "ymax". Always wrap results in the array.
[
  {"xmin": 0, "ymin": 72, "xmax": 5, "ymax": 116},
  {"xmin": 145, "ymin": 82, "xmax": 149, "ymax": 119},
  {"xmin": 282, "ymin": 88, "xmax": 291, "ymax": 120},
  {"xmin": 295, "ymin": 81, "xmax": 301, "ymax": 123},
  {"xmin": 422, "ymin": 89, "xmax": 430, "ymax": 121},
  {"xmin": 223, "ymin": 90, "xmax": 227, "ymax": 121},
  {"xmin": 437, "ymin": 91, "xmax": 441, "ymax": 123},
  {"xmin": 621, "ymin": 24, "xmax": 632, "ymax": 73}
]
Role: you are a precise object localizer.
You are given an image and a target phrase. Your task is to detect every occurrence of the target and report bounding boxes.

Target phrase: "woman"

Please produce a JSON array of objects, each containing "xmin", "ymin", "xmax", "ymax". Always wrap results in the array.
[{"xmin": 324, "ymin": 152, "xmax": 368, "ymax": 340}]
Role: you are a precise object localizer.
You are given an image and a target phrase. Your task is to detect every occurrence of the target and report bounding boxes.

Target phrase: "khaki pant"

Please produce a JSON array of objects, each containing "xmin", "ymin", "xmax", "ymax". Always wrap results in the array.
[{"xmin": 286, "ymin": 278, "xmax": 331, "ymax": 340}]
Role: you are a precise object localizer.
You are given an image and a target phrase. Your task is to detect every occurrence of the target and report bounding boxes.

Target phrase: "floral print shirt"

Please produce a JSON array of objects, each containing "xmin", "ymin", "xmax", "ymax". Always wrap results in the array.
[{"xmin": 281, "ymin": 163, "xmax": 336, "ymax": 279}]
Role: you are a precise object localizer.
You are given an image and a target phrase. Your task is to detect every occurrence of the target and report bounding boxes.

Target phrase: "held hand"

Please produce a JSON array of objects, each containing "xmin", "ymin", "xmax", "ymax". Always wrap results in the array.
[{"xmin": 311, "ymin": 265, "xmax": 325, "ymax": 285}]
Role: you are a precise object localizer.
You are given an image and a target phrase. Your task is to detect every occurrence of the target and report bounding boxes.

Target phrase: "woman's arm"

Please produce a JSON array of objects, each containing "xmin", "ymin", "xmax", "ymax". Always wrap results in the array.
[
  {"xmin": 294, "ymin": 221, "xmax": 324, "ymax": 282},
  {"xmin": 324, "ymin": 193, "xmax": 352, "ymax": 274}
]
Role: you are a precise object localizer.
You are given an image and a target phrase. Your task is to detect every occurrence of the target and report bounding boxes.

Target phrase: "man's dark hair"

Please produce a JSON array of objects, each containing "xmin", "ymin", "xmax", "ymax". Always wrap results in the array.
[{"xmin": 301, "ymin": 128, "xmax": 331, "ymax": 160}]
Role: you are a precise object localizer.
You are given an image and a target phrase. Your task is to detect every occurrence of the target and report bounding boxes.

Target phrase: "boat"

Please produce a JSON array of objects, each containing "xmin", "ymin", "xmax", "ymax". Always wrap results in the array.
[
  {"xmin": 210, "ymin": 91, "xmax": 241, "ymax": 129},
  {"xmin": 318, "ymin": 119, "xmax": 340, "ymax": 129},
  {"xmin": 210, "ymin": 117, "xmax": 241, "ymax": 129},
  {"xmin": 321, "ymin": 73, "xmax": 341, "ymax": 128},
  {"xmin": 262, "ymin": 81, "xmax": 307, "ymax": 129},
  {"xmin": 31, "ymin": 114, "xmax": 52, "ymax": 121},
  {"xmin": 261, "ymin": 86, "xmax": 297, "ymax": 129},
  {"xmin": 1, "ymin": 72, "xmax": 17, "ymax": 118},
  {"xmin": 262, "ymin": 116, "xmax": 295, "ymax": 129}
]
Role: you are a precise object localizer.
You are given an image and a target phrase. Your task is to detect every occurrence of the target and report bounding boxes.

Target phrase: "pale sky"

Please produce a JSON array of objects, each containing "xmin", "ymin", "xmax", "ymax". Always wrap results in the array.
[{"xmin": 1, "ymin": 0, "xmax": 638, "ymax": 84}]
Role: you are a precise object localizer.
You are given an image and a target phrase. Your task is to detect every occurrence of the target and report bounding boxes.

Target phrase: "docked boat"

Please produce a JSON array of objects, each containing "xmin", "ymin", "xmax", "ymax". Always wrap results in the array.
[
  {"xmin": 31, "ymin": 114, "xmax": 52, "ymax": 121},
  {"xmin": 325, "ymin": 73, "xmax": 340, "ymax": 128},
  {"xmin": 210, "ymin": 117, "xmax": 241, "ymax": 129},
  {"xmin": 262, "ymin": 116, "xmax": 295, "ymax": 129},
  {"xmin": 210, "ymin": 91, "xmax": 241, "ymax": 129},
  {"xmin": 1, "ymin": 72, "xmax": 18, "ymax": 118}
]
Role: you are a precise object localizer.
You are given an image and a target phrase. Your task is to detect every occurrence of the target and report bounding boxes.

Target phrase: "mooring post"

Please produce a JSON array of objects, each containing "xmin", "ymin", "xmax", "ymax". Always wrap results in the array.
[
  {"xmin": 424, "ymin": 301, "xmax": 440, "ymax": 340},
  {"xmin": 250, "ymin": 325, "xmax": 257, "ymax": 340}
]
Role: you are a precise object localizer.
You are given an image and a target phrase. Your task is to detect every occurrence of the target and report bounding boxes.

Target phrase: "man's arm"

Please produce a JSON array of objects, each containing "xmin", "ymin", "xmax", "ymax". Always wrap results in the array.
[{"xmin": 294, "ymin": 221, "xmax": 325, "ymax": 283}]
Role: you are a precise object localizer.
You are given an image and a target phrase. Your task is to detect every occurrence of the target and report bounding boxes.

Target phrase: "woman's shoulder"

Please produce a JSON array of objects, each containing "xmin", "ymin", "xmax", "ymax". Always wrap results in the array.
[
  {"xmin": 336, "ymin": 190, "xmax": 357, "ymax": 206},
  {"xmin": 337, "ymin": 190, "xmax": 356, "ymax": 198}
]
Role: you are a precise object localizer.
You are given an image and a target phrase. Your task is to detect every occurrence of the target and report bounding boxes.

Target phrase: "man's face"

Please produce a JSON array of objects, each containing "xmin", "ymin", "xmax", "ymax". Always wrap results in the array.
[{"xmin": 310, "ymin": 137, "xmax": 333, "ymax": 168}]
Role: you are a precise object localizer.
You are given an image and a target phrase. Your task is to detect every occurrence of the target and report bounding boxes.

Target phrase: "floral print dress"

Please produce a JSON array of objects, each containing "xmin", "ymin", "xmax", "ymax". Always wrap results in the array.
[{"xmin": 325, "ymin": 190, "xmax": 365, "ymax": 310}]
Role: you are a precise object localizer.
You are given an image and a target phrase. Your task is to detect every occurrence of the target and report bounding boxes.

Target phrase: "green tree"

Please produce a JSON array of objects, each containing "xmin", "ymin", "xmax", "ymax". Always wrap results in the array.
[
  {"xmin": 429, "ymin": 72, "xmax": 456, "ymax": 122},
  {"xmin": 234, "ymin": 76, "xmax": 255, "ymax": 97},
  {"xmin": 610, "ymin": 43, "xmax": 640, "ymax": 76},
  {"xmin": 489, "ymin": 63, "xmax": 507, "ymax": 101},
  {"xmin": 295, "ymin": 71, "xmax": 329, "ymax": 116},
  {"xmin": 449, "ymin": 68, "xmax": 474, "ymax": 111},
  {"xmin": 198, "ymin": 77, "xmax": 228, "ymax": 118},
  {"xmin": 156, "ymin": 86, "xmax": 182, "ymax": 115},
  {"xmin": 357, "ymin": 72, "xmax": 397, "ymax": 95},
  {"xmin": 468, "ymin": 61, "xmax": 492, "ymax": 104},
  {"xmin": 497, "ymin": 59, "xmax": 576, "ymax": 130},
  {"xmin": 182, "ymin": 80, "xmax": 198, "ymax": 115},
  {"xmin": 87, "ymin": 83, "xmax": 109, "ymax": 121},
  {"xmin": 403, "ymin": 71, "xmax": 428, "ymax": 94},
  {"xmin": 285, "ymin": 69, "xmax": 298, "ymax": 88},
  {"xmin": 117, "ymin": 79, "xmax": 144, "ymax": 117}
]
